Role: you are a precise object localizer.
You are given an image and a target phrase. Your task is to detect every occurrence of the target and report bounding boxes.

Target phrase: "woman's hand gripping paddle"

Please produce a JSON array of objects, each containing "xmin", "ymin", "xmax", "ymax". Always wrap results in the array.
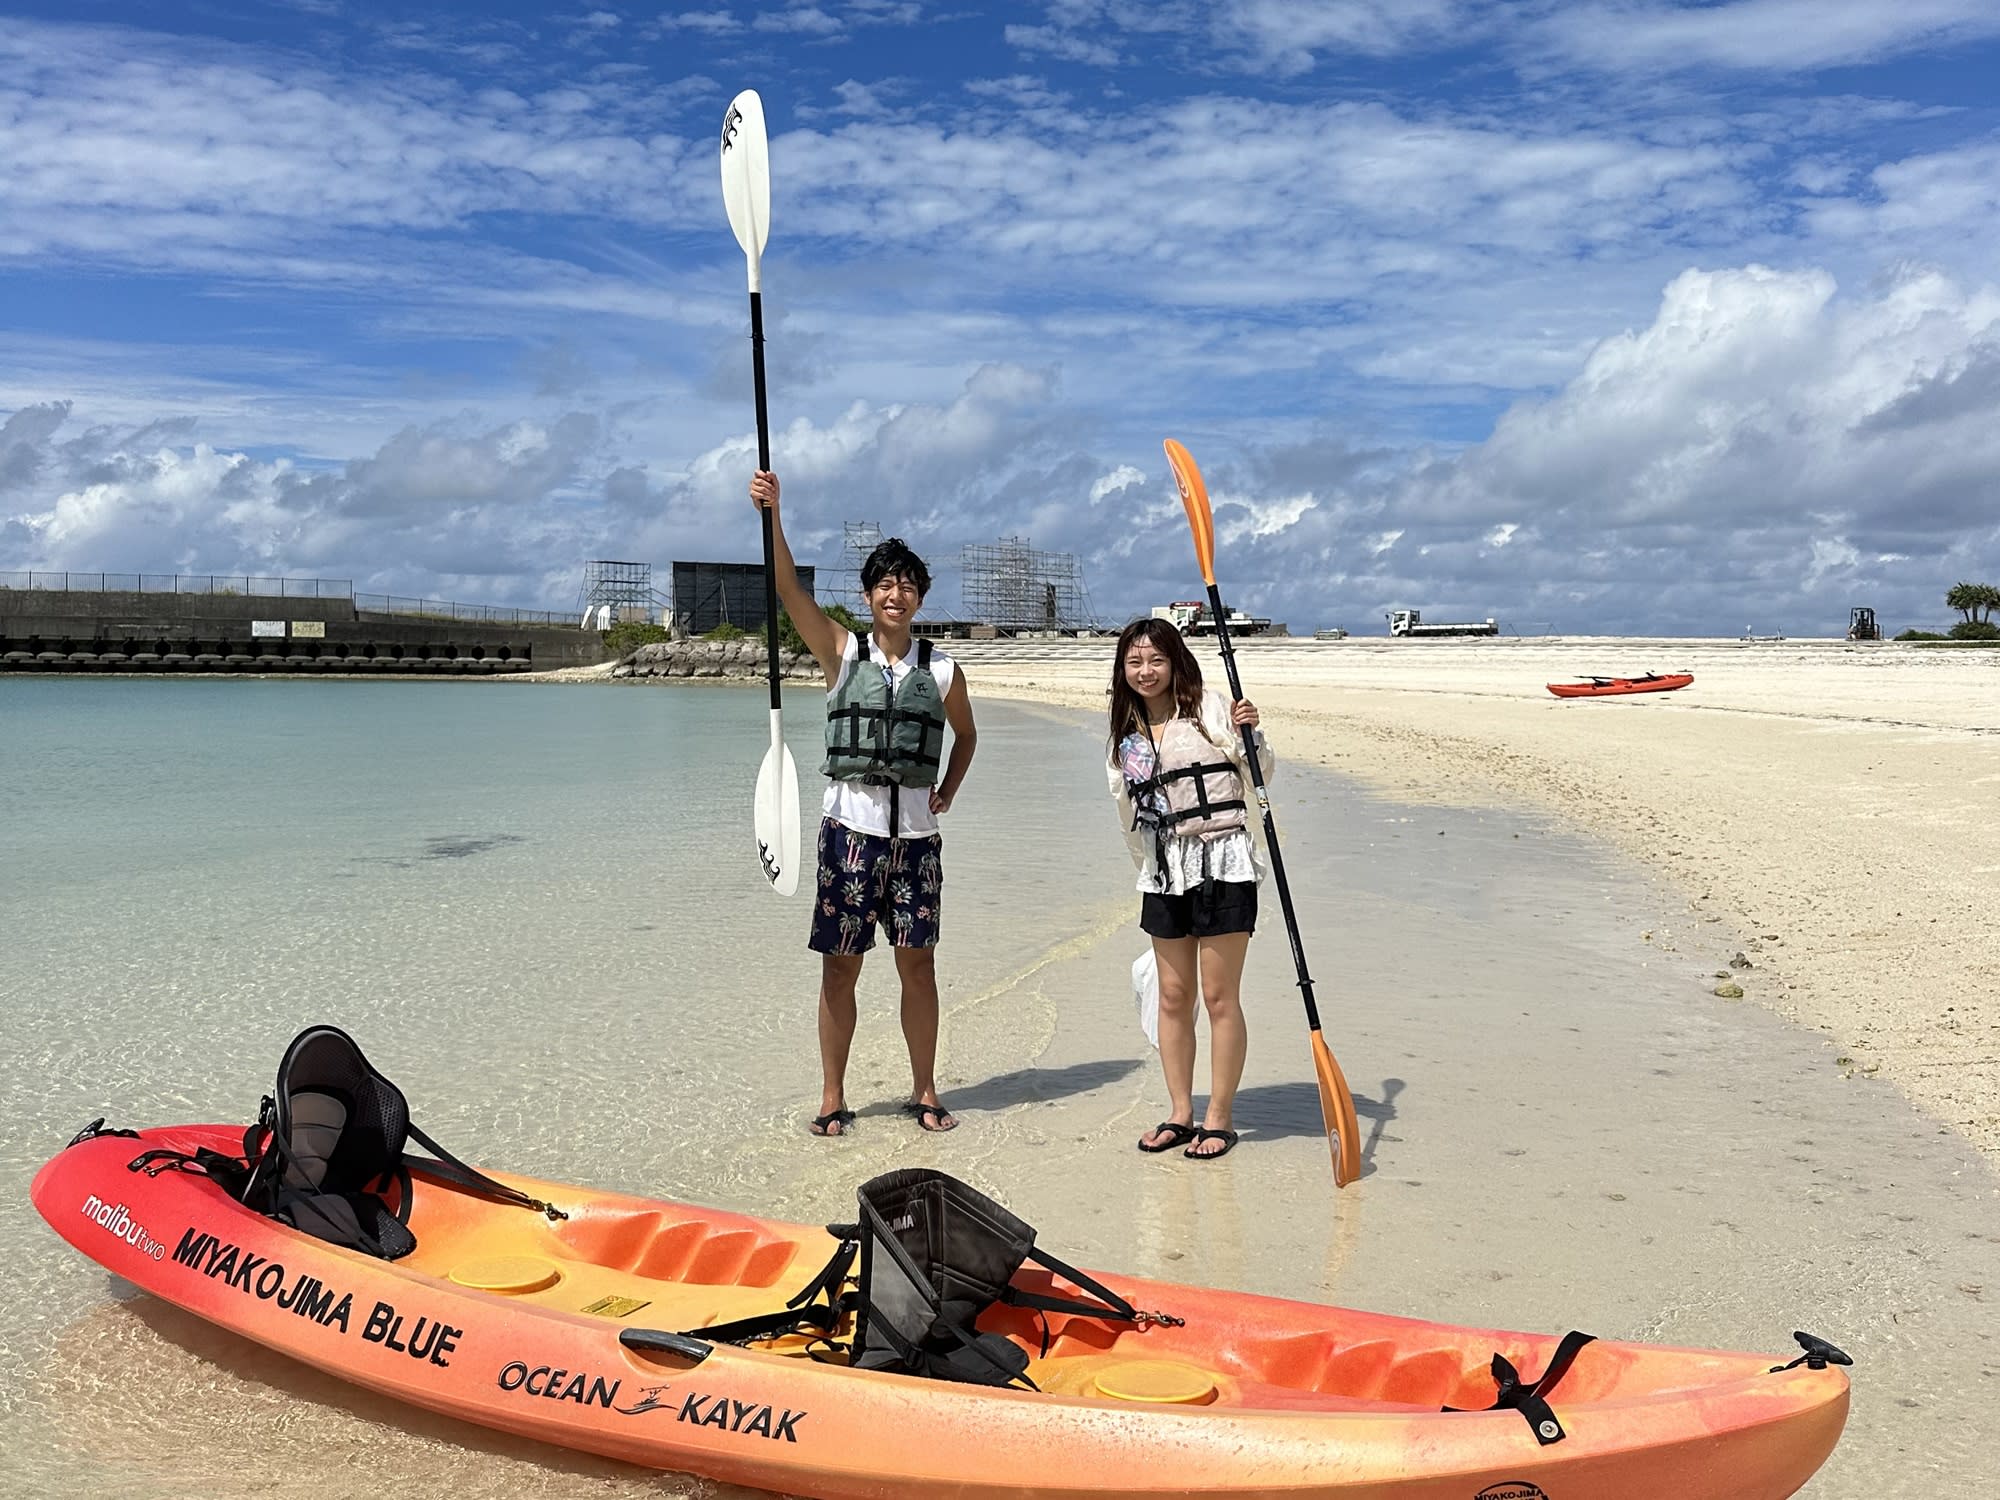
[
  {"xmin": 1163, "ymin": 438, "xmax": 1364, "ymax": 1187},
  {"xmin": 722, "ymin": 88, "xmax": 800, "ymax": 896}
]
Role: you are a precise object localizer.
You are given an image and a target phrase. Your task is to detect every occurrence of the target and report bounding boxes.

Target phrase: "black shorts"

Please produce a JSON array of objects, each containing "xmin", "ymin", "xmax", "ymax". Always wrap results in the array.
[{"xmin": 1140, "ymin": 880, "xmax": 1257, "ymax": 941}]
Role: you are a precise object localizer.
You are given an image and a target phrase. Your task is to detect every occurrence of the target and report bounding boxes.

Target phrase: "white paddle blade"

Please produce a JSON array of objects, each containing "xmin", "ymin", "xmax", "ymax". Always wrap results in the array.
[
  {"xmin": 754, "ymin": 724, "xmax": 801, "ymax": 897},
  {"xmin": 719, "ymin": 89, "xmax": 771, "ymax": 291}
]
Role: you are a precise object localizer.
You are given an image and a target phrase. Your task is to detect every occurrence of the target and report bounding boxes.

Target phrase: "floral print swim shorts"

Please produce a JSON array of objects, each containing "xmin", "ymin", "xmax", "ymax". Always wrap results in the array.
[{"xmin": 807, "ymin": 818, "xmax": 943, "ymax": 954}]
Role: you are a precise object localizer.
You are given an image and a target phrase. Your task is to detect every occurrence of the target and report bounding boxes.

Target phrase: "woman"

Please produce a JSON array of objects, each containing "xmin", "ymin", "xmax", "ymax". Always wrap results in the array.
[{"xmin": 1106, "ymin": 617, "xmax": 1272, "ymax": 1161}]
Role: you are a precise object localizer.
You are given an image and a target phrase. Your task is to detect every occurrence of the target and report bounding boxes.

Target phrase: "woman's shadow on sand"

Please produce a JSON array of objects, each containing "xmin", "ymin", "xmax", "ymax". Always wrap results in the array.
[
  {"xmin": 1228, "ymin": 1077, "xmax": 1404, "ymax": 1180},
  {"xmin": 940, "ymin": 1063, "xmax": 1401, "ymax": 1181},
  {"xmin": 942, "ymin": 1058, "xmax": 1146, "ymax": 1113}
]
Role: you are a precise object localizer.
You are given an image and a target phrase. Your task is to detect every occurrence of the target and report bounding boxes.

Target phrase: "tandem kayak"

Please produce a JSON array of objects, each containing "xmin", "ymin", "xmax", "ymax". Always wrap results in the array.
[
  {"xmin": 1547, "ymin": 672, "xmax": 1693, "ymax": 699},
  {"xmin": 35, "ymin": 1122, "xmax": 1849, "ymax": 1499}
]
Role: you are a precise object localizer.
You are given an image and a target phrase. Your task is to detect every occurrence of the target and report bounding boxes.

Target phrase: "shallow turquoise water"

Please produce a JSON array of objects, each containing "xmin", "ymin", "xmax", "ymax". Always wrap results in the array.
[
  {"xmin": 0, "ymin": 675, "xmax": 1138, "ymax": 1177},
  {"xmin": 2, "ymin": 675, "xmax": 1983, "ymax": 1500},
  {"xmin": 0, "ymin": 674, "xmax": 1143, "ymax": 1497}
]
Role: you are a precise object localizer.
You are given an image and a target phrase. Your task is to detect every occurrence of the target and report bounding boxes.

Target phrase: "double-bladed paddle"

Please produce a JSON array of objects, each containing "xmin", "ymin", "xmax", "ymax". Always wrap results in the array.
[
  {"xmin": 1163, "ymin": 438, "xmax": 1364, "ymax": 1188},
  {"xmin": 721, "ymin": 88, "xmax": 800, "ymax": 897}
]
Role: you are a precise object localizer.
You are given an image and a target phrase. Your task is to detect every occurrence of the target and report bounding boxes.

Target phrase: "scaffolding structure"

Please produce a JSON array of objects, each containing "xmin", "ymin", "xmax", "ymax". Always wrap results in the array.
[
  {"xmin": 825, "ymin": 521, "xmax": 883, "ymax": 608},
  {"xmin": 576, "ymin": 560, "xmax": 665, "ymax": 624},
  {"xmin": 959, "ymin": 536, "xmax": 1098, "ymax": 632}
]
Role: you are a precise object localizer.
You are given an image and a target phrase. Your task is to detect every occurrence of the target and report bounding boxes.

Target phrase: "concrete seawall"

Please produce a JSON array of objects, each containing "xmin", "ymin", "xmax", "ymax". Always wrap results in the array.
[{"xmin": 0, "ymin": 589, "xmax": 612, "ymax": 675}]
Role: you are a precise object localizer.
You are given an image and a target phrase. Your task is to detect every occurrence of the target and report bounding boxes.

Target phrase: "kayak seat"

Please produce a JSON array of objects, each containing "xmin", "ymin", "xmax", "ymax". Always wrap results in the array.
[
  {"xmin": 234, "ymin": 1026, "xmax": 424, "ymax": 1260},
  {"xmin": 132, "ymin": 1025, "xmax": 572, "ymax": 1265},
  {"xmin": 847, "ymin": 1169, "xmax": 1142, "ymax": 1389}
]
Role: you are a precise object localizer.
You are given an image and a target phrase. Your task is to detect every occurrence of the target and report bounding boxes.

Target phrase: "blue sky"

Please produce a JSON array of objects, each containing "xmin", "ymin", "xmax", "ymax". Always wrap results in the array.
[{"xmin": 4, "ymin": 0, "xmax": 1999, "ymax": 635}]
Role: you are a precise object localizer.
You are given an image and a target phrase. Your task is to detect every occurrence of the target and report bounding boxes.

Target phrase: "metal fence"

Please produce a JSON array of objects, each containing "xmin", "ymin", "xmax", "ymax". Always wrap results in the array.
[
  {"xmin": 0, "ymin": 571, "xmax": 354, "ymax": 597},
  {"xmin": 354, "ymin": 594, "xmax": 570, "ymax": 626}
]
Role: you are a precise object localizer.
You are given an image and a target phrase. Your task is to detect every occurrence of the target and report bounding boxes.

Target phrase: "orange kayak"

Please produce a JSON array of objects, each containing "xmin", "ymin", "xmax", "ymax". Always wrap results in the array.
[
  {"xmin": 35, "ymin": 1124, "xmax": 1848, "ymax": 1499},
  {"xmin": 1547, "ymin": 672, "xmax": 1693, "ymax": 699}
]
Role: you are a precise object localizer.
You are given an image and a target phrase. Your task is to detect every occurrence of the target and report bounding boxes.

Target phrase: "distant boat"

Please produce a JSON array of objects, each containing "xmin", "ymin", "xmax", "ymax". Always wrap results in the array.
[{"xmin": 1547, "ymin": 672, "xmax": 1693, "ymax": 699}]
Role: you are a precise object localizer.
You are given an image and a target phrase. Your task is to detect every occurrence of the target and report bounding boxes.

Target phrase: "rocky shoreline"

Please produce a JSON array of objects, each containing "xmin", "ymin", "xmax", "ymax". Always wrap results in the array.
[{"xmin": 610, "ymin": 638, "xmax": 819, "ymax": 681}]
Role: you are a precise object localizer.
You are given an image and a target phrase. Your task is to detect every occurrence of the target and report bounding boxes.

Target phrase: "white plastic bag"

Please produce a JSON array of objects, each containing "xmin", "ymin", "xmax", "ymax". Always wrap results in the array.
[{"xmin": 1131, "ymin": 948, "xmax": 1160, "ymax": 1049}]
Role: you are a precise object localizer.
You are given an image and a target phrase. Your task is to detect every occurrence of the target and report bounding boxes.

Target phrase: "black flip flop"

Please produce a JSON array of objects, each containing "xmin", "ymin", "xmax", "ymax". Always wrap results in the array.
[
  {"xmin": 1184, "ymin": 1127, "xmax": 1239, "ymax": 1161},
  {"xmin": 902, "ymin": 1101, "xmax": 957, "ymax": 1133},
  {"xmin": 809, "ymin": 1108, "xmax": 855, "ymax": 1137},
  {"xmin": 1138, "ymin": 1121, "xmax": 1199, "ymax": 1153}
]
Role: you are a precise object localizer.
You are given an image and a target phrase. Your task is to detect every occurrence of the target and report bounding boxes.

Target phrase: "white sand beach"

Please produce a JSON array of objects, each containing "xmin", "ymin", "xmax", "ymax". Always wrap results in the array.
[{"xmin": 958, "ymin": 636, "xmax": 2000, "ymax": 1164}]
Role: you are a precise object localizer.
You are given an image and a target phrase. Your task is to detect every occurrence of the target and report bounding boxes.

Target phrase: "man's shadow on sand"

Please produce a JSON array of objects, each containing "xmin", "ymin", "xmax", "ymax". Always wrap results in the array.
[{"xmin": 1228, "ymin": 1077, "xmax": 1404, "ymax": 1180}]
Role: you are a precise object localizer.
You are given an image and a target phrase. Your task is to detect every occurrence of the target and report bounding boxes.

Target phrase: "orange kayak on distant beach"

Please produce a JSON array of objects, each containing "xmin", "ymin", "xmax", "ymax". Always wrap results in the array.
[
  {"xmin": 1547, "ymin": 671, "xmax": 1694, "ymax": 699},
  {"xmin": 36, "ymin": 1121, "xmax": 1849, "ymax": 1500}
]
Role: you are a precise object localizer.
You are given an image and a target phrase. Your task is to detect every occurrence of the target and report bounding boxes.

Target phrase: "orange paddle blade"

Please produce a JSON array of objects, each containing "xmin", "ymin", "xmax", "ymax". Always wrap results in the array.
[
  {"xmin": 1312, "ymin": 1030, "xmax": 1365, "ymax": 1188},
  {"xmin": 1163, "ymin": 438, "xmax": 1216, "ymax": 586}
]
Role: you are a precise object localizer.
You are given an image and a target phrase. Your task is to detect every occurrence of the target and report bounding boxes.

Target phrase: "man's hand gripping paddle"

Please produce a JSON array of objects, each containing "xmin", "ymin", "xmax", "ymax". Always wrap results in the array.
[
  {"xmin": 722, "ymin": 89, "xmax": 800, "ymax": 896},
  {"xmin": 1163, "ymin": 438, "xmax": 1364, "ymax": 1188}
]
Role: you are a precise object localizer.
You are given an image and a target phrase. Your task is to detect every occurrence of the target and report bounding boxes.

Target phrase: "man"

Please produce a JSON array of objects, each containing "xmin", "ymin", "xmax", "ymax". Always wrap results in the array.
[{"xmin": 749, "ymin": 469, "xmax": 977, "ymax": 1136}]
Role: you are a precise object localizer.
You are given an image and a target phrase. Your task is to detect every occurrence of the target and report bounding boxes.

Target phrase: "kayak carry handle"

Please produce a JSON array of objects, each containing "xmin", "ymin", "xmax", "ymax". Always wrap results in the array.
[
  {"xmin": 68, "ymin": 1118, "xmax": 140, "ymax": 1149},
  {"xmin": 1770, "ymin": 1331, "xmax": 1852, "ymax": 1372},
  {"xmin": 620, "ymin": 1328, "xmax": 714, "ymax": 1364}
]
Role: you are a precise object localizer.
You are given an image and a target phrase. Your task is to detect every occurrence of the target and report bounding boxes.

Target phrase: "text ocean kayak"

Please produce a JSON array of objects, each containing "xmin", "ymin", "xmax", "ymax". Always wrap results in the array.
[
  {"xmin": 34, "ymin": 1123, "xmax": 1848, "ymax": 1500},
  {"xmin": 1547, "ymin": 672, "xmax": 1693, "ymax": 699}
]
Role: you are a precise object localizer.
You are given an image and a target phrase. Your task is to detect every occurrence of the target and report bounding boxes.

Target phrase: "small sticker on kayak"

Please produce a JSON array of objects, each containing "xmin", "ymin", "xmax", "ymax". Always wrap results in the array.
[
  {"xmin": 1475, "ymin": 1484, "xmax": 1549, "ymax": 1500},
  {"xmin": 583, "ymin": 1294, "xmax": 650, "ymax": 1317}
]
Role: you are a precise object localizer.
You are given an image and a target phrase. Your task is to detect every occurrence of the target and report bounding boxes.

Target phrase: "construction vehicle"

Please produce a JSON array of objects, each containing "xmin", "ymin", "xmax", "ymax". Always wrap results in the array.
[
  {"xmin": 1386, "ymin": 609, "xmax": 1498, "ymax": 638},
  {"xmin": 1847, "ymin": 606, "xmax": 1880, "ymax": 642},
  {"xmin": 1152, "ymin": 600, "xmax": 1272, "ymax": 637}
]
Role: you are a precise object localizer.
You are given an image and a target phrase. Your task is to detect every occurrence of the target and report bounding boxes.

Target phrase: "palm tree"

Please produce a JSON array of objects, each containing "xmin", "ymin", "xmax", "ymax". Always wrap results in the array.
[{"xmin": 1945, "ymin": 582, "xmax": 1997, "ymax": 625}]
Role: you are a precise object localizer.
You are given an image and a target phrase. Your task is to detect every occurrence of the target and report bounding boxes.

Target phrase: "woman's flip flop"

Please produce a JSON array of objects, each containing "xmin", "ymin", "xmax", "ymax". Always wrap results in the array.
[
  {"xmin": 1183, "ymin": 1127, "xmax": 1239, "ymax": 1161},
  {"xmin": 1138, "ymin": 1121, "xmax": 1200, "ymax": 1153}
]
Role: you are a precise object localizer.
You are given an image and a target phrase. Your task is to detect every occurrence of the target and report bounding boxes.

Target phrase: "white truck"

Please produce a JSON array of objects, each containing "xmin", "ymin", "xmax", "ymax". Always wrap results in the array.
[
  {"xmin": 1386, "ymin": 609, "xmax": 1498, "ymax": 638},
  {"xmin": 1153, "ymin": 600, "xmax": 1272, "ymax": 637}
]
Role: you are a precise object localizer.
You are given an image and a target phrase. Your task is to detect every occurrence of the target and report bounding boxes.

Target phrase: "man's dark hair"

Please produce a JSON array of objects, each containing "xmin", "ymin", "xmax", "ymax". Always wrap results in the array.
[{"xmin": 861, "ymin": 538, "xmax": 931, "ymax": 600}]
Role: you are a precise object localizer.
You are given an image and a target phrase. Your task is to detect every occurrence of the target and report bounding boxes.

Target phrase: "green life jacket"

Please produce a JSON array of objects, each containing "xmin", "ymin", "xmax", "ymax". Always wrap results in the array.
[{"xmin": 823, "ymin": 636, "xmax": 946, "ymax": 788}]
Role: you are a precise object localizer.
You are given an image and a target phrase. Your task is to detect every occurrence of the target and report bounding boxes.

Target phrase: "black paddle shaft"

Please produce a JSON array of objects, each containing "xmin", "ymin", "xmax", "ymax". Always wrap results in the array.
[
  {"xmin": 749, "ymin": 291, "xmax": 781, "ymax": 710},
  {"xmin": 1204, "ymin": 582, "xmax": 1326, "ymax": 1034}
]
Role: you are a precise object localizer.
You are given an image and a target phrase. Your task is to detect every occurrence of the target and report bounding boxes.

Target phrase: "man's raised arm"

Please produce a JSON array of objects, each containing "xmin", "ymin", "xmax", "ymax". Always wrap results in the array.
[{"xmin": 750, "ymin": 469, "xmax": 847, "ymax": 682}]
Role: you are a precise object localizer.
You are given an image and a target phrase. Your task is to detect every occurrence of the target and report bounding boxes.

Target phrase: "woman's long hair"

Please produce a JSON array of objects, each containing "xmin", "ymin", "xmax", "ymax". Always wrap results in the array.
[{"xmin": 1107, "ymin": 617, "xmax": 1205, "ymax": 748}]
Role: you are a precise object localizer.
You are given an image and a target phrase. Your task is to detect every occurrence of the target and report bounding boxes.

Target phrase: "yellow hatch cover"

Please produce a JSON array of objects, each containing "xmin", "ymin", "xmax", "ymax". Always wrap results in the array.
[
  {"xmin": 1092, "ymin": 1360, "xmax": 1218, "ymax": 1405},
  {"xmin": 448, "ymin": 1256, "xmax": 563, "ymax": 1294}
]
